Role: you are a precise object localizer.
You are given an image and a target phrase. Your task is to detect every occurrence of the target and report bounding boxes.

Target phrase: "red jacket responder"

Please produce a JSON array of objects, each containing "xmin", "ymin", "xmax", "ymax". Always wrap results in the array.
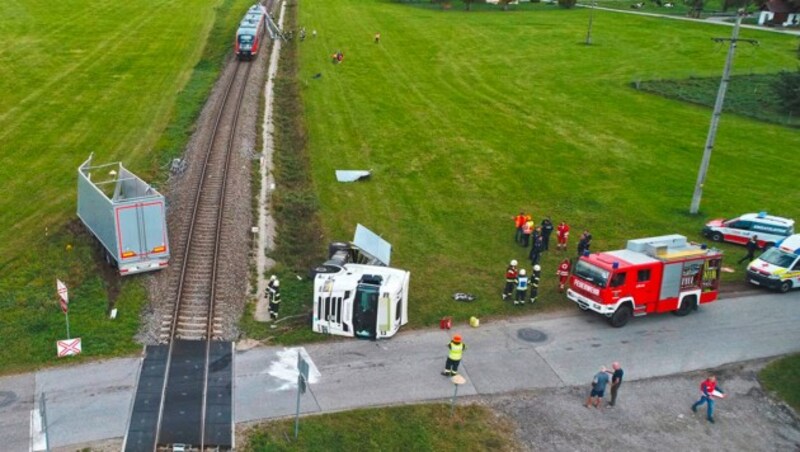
[
  {"xmin": 514, "ymin": 214, "xmax": 526, "ymax": 229},
  {"xmin": 700, "ymin": 379, "xmax": 717, "ymax": 397},
  {"xmin": 505, "ymin": 266, "xmax": 518, "ymax": 282},
  {"xmin": 557, "ymin": 223, "xmax": 570, "ymax": 240},
  {"xmin": 557, "ymin": 259, "xmax": 571, "ymax": 277}
]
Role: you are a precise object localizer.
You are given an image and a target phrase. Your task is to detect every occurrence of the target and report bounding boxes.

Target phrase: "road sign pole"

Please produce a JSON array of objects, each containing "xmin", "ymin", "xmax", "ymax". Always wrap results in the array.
[
  {"xmin": 450, "ymin": 383, "xmax": 459, "ymax": 416},
  {"xmin": 65, "ymin": 310, "xmax": 71, "ymax": 340},
  {"xmin": 294, "ymin": 375, "xmax": 302, "ymax": 439}
]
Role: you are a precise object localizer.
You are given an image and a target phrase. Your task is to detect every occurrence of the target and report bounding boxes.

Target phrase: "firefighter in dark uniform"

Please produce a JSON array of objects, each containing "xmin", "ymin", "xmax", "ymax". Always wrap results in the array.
[
  {"xmin": 530, "ymin": 265, "xmax": 541, "ymax": 303},
  {"xmin": 266, "ymin": 275, "xmax": 281, "ymax": 320},
  {"xmin": 503, "ymin": 260, "xmax": 518, "ymax": 300},
  {"xmin": 738, "ymin": 235, "xmax": 760, "ymax": 264},
  {"xmin": 557, "ymin": 258, "xmax": 572, "ymax": 292}
]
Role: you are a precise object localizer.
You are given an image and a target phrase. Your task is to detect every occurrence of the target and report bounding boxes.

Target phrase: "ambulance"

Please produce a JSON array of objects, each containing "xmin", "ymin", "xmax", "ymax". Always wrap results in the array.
[
  {"xmin": 746, "ymin": 234, "xmax": 800, "ymax": 293},
  {"xmin": 702, "ymin": 212, "xmax": 794, "ymax": 248}
]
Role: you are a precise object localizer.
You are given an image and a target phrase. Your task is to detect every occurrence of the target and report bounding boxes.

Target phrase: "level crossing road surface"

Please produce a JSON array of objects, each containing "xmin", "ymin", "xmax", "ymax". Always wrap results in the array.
[{"xmin": 1, "ymin": 292, "xmax": 799, "ymax": 451}]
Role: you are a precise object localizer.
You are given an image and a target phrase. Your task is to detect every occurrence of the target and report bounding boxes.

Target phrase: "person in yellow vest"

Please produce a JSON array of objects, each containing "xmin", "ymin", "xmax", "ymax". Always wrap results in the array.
[{"xmin": 441, "ymin": 334, "xmax": 466, "ymax": 376}]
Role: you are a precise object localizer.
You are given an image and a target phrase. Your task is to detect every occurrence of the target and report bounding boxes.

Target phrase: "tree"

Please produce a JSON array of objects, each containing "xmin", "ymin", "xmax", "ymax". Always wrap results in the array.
[
  {"xmin": 773, "ymin": 70, "xmax": 800, "ymax": 115},
  {"xmin": 499, "ymin": 0, "xmax": 514, "ymax": 10},
  {"xmin": 463, "ymin": 0, "xmax": 475, "ymax": 10},
  {"xmin": 558, "ymin": 0, "xmax": 577, "ymax": 7}
]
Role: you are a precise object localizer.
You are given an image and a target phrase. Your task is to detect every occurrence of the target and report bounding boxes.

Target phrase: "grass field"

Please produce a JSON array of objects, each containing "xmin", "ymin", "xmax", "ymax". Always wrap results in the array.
[
  {"xmin": 760, "ymin": 354, "xmax": 800, "ymax": 413},
  {"xmin": 0, "ymin": 0, "xmax": 254, "ymax": 372},
  {"xmin": 242, "ymin": 403, "xmax": 516, "ymax": 451},
  {"xmin": 284, "ymin": 0, "xmax": 800, "ymax": 329}
]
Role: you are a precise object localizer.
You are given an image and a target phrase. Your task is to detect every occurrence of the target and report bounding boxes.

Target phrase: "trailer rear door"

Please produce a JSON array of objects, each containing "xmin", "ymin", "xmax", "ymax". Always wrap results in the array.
[{"xmin": 115, "ymin": 201, "xmax": 168, "ymax": 261}]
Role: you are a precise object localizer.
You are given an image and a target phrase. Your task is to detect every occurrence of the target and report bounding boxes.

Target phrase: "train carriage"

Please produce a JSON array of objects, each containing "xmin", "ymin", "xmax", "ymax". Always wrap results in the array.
[{"xmin": 236, "ymin": 4, "xmax": 267, "ymax": 60}]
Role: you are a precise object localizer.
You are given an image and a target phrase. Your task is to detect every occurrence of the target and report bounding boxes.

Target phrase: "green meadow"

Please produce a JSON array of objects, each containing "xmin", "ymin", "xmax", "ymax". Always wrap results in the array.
[
  {"xmin": 0, "ymin": 0, "xmax": 252, "ymax": 372},
  {"xmin": 292, "ymin": 0, "xmax": 800, "ymax": 326}
]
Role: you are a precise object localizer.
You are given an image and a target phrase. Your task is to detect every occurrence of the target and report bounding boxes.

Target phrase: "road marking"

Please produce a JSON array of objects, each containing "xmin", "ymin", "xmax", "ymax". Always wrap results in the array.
[{"xmin": 29, "ymin": 409, "xmax": 47, "ymax": 452}]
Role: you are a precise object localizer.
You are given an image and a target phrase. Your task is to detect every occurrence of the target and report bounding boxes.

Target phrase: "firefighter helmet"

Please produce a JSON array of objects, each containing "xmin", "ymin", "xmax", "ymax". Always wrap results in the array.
[
  {"xmin": 533, "ymin": 265, "xmax": 541, "ymax": 272},
  {"xmin": 510, "ymin": 259, "xmax": 518, "ymax": 266},
  {"xmin": 270, "ymin": 274, "xmax": 277, "ymax": 281},
  {"xmin": 519, "ymin": 268, "xmax": 527, "ymax": 276},
  {"xmin": 453, "ymin": 334, "xmax": 462, "ymax": 343}
]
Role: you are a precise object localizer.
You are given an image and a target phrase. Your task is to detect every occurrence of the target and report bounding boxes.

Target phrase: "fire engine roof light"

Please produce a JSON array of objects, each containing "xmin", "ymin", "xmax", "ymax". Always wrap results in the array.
[
  {"xmin": 701, "ymin": 243, "xmax": 708, "ymax": 250},
  {"xmin": 612, "ymin": 261, "xmax": 619, "ymax": 269},
  {"xmin": 583, "ymin": 251, "xmax": 590, "ymax": 257}
]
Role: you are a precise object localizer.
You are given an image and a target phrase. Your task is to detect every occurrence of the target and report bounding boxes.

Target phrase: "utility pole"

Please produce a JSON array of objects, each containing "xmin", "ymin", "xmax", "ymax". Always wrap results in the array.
[
  {"xmin": 585, "ymin": 1, "xmax": 596, "ymax": 45},
  {"xmin": 689, "ymin": 10, "xmax": 758, "ymax": 214}
]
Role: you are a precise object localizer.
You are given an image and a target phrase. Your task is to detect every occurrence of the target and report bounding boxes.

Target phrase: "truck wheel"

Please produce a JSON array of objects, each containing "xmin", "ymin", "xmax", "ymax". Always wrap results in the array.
[
  {"xmin": 673, "ymin": 295, "xmax": 696, "ymax": 316},
  {"xmin": 608, "ymin": 305, "xmax": 632, "ymax": 328},
  {"xmin": 778, "ymin": 281, "xmax": 792, "ymax": 293},
  {"xmin": 711, "ymin": 232, "xmax": 723, "ymax": 242}
]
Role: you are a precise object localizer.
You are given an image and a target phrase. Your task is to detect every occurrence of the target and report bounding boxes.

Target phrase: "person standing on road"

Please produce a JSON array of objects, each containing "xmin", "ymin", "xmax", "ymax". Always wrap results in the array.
[
  {"xmin": 442, "ymin": 334, "xmax": 466, "ymax": 376},
  {"xmin": 692, "ymin": 375, "xmax": 725, "ymax": 423},
  {"xmin": 515, "ymin": 268, "xmax": 529, "ymax": 306},
  {"xmin": 557, "ymin": 258, "xmax": 571, "ymax": 292},
  {"xmin": 541, "ymin": 217, "xmax": 554, "ymax": 251},
  {"xmin": 738, "ymin": 235, "xmax": 760, "ymax": 264},
  {"xmin": 608, "ymin": 362, "xmax": 624, "ymax": 407},
  {"xmin": 585, "ymin": 366, "xmax": 611, "ymax": 409},
  {"xmin": 503, "ymin": 260, "xmax": 519, "ymax": 301},
  {"xmin": 557, "ymin": 221, "xmax": 570, "ymax": 251},
  {"xmin": 530, "ymin": 265, "xmax": 541, "ymax": 304},
  {"xmin": 266, "ymin": 275, "xmax": 281, "ymax": 320}
]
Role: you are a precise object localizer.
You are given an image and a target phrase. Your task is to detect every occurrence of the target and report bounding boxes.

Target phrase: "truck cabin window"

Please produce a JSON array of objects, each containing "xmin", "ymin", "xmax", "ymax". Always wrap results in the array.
[
  {"xmin": 610, "ymin": 272, "xmax": 627, "ymax": 288},
  {"xmin": 637, "ymin": 269, "xmax": 651, "ymax": 282},
  {"xmin": 574, "ymin": 260, "xmax": 610, "ymax": 287}
]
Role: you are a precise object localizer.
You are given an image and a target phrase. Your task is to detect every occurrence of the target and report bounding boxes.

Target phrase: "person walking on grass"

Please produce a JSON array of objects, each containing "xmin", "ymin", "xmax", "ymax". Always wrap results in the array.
[
  {"xmin": 585, "ymin": 366, "xmax": 611, "ymax": 409},
  {"xmin": 529, "ymin": 231, "xmax": 545, "ymax": 266},
  {"xmin": 541, "ymin": 217, "xmax": 554, "ymax": 251},
  {"xmin": 608, "ymin": 362, "xmax": 624, "ymax": 407},
  {"xmin": 530, "ymin": 265, "xmax": 541, "ymax": 304},
  {"xmin": 522, "ymin": 217, "xmax": 535, "ymax": 248},
  {"xmin": 515, "ymin": 268, "xmax": 529, "ymax": 306},
  {"xmin": 557, "ymin": 258, "xmax": 571, "ymax": 292},
  {"xmin": 692, "ymin": 375, "xmax": 725, "ymax": 423},
  {"xmin": 503, "ymin": 260, "xmax": 518, "ymax": 301},
  {"xmin": 557, "ymin": 220, "xmax": 570, "ymax": 251},
  {"xmin": 442, "ymin": 334, "xmax": 466, "ymax": 376},
  {"xmin": 513, "ymin": 211, "xmax": 526, "ymax": 245},
  {"xmin": 738, "ymin": 235, "xmax": 760, "ymax": 265}
]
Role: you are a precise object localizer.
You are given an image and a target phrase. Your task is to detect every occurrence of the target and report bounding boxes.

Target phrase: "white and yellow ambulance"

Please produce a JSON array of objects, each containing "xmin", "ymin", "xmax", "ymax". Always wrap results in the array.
[{"xmin": 746, "ymin": 234, "xmax": 800, "ymax": 293}]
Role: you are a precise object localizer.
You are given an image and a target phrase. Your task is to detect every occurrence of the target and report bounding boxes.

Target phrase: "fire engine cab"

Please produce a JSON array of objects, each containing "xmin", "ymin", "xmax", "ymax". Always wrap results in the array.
[{"xmin": 567, "ymin": 234, "xmax": 723, "ymax": 327}]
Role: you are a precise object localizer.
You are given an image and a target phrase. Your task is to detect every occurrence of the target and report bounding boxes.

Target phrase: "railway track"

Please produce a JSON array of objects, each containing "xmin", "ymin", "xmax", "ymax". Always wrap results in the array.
[{"xmin": 152, "ymin": 60, "xmax": 251, "ymax": 451}]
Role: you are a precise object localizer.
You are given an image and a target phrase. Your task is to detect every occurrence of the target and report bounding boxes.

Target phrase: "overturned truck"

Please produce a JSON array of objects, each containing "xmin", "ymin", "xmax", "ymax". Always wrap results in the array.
[{"xmin": 313, "ymin": 225, "xmax": 410, "ymax": 339}]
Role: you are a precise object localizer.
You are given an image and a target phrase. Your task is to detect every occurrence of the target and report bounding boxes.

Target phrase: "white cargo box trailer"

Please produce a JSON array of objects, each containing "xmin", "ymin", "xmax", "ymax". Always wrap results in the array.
[{"xmin": 77, "ymin": 155, "xmax": 170, "ymax": 275}]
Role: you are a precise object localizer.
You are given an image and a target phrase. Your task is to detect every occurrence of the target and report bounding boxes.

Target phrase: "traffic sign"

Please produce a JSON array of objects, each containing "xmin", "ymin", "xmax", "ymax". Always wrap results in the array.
[
  {"xmin": 57, "ymin": 338, "xmax": 81, "ymax": 357},
  {"xmin": 56, "ymin": 279, "xmax": 68, "ymax": 314}
]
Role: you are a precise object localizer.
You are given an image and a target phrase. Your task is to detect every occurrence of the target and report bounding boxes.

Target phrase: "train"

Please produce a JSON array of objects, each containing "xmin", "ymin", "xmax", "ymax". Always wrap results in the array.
[{"xmin": 235, "ymin": 4, "xmax": 268, "ymax": 60}]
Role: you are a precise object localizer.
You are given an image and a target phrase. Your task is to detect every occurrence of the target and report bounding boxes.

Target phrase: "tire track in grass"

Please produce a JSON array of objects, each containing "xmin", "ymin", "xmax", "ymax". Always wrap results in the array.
[{"xmin": 0, "ymin": 0, "xmax": 175, "ymax": 135}]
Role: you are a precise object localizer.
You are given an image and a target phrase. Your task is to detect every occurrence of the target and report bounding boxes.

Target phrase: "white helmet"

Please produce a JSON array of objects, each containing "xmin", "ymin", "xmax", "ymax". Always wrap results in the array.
[
  {"xmin": 273, "ymin": 280, "xmax": 280, "ymax": 287},
  {"xmin": 510, "ymin": 259, "xmax": 518, "ymax": 266},
  {"xmin": 270, "ymin": 275, "xmax": 277, "ymax": 281},
  {"xmin": 533, "ymin": 265, "xmax": 541, "ymax": 272},
  {"xmin": 519, "ymin": 268, "xmax": 527, "ymax": 276}
]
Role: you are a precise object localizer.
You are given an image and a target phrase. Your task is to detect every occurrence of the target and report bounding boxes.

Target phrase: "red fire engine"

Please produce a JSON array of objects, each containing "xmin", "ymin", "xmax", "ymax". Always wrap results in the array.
[{"xmin": 567, "ymin": 234, "xmax": 723, "ymax": 327}]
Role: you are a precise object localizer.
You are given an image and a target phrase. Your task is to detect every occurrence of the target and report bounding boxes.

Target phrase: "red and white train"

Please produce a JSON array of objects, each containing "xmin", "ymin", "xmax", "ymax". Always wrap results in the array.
[{"xmin": 235, "ymin": 4, "xmax": 267, "ymax": 61}]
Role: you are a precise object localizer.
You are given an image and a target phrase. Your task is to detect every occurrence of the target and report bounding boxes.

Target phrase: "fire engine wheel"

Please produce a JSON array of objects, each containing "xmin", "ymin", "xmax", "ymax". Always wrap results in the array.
[
  {"xmin": 778, "ymin": 281, "xmax": 792, "ymax": 293},
  {"xmin": 711, "ymin": 232, "xmax": 723, "ymax": 242},
  {"xmin": 673, "ymin": 295, "xmax": 696, "ymax": 316},
  {"xmin": 607, "ymin": 305, "xmax": 632, "ymax": 328}
]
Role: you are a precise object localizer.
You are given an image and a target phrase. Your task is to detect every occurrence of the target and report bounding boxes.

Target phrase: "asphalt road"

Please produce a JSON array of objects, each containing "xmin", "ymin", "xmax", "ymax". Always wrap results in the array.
[{"xmin": 1, "ymin": 292, "xmax": 798, "ymax": 451}]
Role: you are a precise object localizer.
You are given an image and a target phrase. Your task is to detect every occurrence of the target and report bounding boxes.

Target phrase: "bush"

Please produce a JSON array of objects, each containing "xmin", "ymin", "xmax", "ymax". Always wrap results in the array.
[
  {"xmin": 558, "ymin": 0, "xmax": 577, "ymax": 7},
  {"xmin": 773, "ymin": 69, "xmax": 800, "ymax": 115}
]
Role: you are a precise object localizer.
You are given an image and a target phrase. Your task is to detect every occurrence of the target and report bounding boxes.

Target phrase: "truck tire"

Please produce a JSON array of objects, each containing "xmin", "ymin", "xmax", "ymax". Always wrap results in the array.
[
  {"xmin": 673, "ymin": 295, "xmax": 696, "ymax": 316},
  {"xmin": 711, "ymin": 232, "xmax": 723, "ymax": 242},
  {"xmin": 778, "ymin": 281, "xmax": 792, "ymax": 293},
  {"xmin": 608, "ymin": 304, "xmax": 632, "ymax": 328}
]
